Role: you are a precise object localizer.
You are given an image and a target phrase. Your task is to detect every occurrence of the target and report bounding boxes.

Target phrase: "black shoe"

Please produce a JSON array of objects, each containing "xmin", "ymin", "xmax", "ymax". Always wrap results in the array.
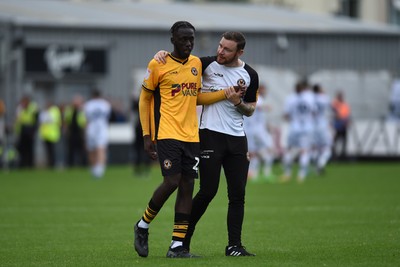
[
  {"xmin": 225, "ymin": 245, "xmax": 255, "ymax": 256},
  {"xmin": 134, "ymin": 223, "xmax": 149, "ymax": 257},
  {"xmin": 166, "ymin": 246, "xmax": 200, "ymax": 258}
]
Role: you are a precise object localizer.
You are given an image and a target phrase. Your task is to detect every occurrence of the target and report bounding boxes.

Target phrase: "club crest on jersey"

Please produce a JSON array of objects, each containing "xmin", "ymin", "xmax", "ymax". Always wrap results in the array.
[
  {"xmin": 191, "ymin": 67, "xmax": 198, "ymax": 76},
  {"xmin": 237, "ymin": 79, "xmax": 246, "ymax": 87},
  {"xmin": 163, "ymin": 159, "xmax": 172, "ymax": 170}
]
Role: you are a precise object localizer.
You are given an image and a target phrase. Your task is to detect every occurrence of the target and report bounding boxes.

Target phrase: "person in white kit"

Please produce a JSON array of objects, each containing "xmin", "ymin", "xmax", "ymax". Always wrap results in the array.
[
  {"xmin": 388, "ymin": 79, "xmax": 400, "ymax": 121},
  {"xmin": 312, "ymin": 84, "xmax": 332, "ymax": 175},
  {"xmin": 280, "ymin": 81, "xmax": 316, "ymax": 183},
  {"xmin": 244, "ymin": 84, "xmax": 276, "ymax": 182},
  {"xmin": 84, "ymin": 88, "xmax": 111, "ymax": 178}
]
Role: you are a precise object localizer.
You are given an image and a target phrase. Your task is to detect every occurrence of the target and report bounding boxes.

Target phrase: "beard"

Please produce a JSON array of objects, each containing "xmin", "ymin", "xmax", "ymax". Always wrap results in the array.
[{"xmin": 216, "ymin": 54, "xmax": 236, "ymax": 66}]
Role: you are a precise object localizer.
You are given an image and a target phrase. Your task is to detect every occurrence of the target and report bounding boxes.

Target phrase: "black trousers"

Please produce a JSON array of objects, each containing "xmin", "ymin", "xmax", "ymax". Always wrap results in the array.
[
  {"xmin": 44, "ymin": 140, "xmax": 56, "ymax": 168},
  {"xmin": 185, "ymin": 129, "xmax": 249, "ymax": 247},
  {"xmin": 333, "ymin": 129, "xmax": 348, "ymax": 158},
  {"xmin": 66, "ymin": 134, "xmax": 86, "ymax": 167},
  {"xmin": 17, "ymin": 127, "xmax": 36, "ymax": 168}
]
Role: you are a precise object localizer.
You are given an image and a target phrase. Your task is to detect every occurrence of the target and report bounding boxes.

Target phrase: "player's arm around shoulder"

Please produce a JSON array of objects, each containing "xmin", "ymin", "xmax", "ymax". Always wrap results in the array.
[
  {"xmin": 197, "ymin": 89, "xmax": 225, "ymax": 105},
  {"xmin": 197, "ymin": 86, "xmax": 244, "ymax": 106}
]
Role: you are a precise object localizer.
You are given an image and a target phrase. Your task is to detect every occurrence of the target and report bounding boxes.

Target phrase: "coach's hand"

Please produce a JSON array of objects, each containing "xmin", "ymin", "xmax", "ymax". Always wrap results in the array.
[
  {"xmin": 154, "ymin": 50, "xmax": 169, "ymax": 64},
  {"xmin": 143, "ymin": 135, "xmax": 158, "ymax": 160}
]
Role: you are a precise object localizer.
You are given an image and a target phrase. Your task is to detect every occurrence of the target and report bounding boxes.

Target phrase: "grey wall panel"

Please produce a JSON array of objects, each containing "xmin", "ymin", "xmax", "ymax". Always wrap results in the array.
[{"xmin": 5, "ymin": 25, "xmax": 400, "ymax": 121}]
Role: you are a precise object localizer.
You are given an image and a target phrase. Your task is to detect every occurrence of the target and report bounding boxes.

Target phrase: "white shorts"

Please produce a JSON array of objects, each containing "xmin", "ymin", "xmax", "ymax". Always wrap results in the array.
[
  {"xmin": 247, "ymin": 130, "xmax": 273, "ymax": 152},
  {"xmin": 86, "ymin": 124, "xmax": 108, "ymax": 151},
  {"xmin": 313, "ymin": 127, "xmax": 333, "ymax": 148},
  {"xmin": 287, "ymin": 129, "xmax": 313, "ymax": 150}
]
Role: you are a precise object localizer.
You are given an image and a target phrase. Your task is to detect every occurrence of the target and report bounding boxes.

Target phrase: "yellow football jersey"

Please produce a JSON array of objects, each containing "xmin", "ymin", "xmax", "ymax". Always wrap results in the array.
[{"xmin": 141, "ymin": 54, "xmax": 202, "ymax": 142}]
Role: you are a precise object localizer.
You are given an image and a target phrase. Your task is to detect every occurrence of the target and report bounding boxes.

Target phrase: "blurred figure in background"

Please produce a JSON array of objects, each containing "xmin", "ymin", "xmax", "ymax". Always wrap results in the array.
[
  {"xmin": 84, "ymin": 88, "xmax": 111, "ymax": 178},
  {"xmin": 0, "ymin": 99, "xmax": 5, "ymax": 166},
  {"xmin": 312, "ymin": 84, "xmax": 332, "ymax": 175},
  {"xmin": 388, "ymin": 79, "xmax": 400, "ymax": 121},
  {"xmin": 331, "ymin": 91, "xmax": 351, "ymax": 159},
  {"xmin": 131, "ymin": 97, "xmax": 151, "ymax": 178},
  {"xmin": 1, "ymin": 99, "xmax": 18, "ymax": 169},
  {"xmin": 64, "ymin": 94, "xmax": 87, "ymax": 167},
  {"xmin": 244, "ymin": 84, "xmax": 276, "ymax": 182},
  {"xmin": 39, "ymin": 100, "xmax": 62, "ymax": 168},
  {"xmin": 15, "ymin": 95, "xmax": 39, "ymax": 168},
  {"xmin": 109, "ymin": 98, "xmax": 128, "ymax": 123},
  {"xmin": 281, "ymin": 81, "xmax": 316, "ymax": 183}
]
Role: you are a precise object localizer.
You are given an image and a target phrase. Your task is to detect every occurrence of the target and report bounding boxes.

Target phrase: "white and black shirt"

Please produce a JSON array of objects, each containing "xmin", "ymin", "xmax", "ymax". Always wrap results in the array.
[{"xmin": 199, "ymin": 56, "xmax": 259, "ymax": 136}]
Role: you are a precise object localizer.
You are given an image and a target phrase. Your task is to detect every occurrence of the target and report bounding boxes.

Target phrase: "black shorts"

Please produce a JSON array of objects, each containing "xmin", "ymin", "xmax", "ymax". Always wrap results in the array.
[{"xmin": 156, "ymin": 139, "xmax": 200, "ymax": 178}]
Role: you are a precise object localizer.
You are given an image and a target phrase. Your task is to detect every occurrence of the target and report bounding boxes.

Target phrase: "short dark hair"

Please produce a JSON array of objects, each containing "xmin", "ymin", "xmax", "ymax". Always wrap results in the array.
[
  {"xmin": 170, "ymin": 21, "xmax": 196, "ymax": 36},
  {"xmin": 91, "ymin": 88, "xmax": 101, "ymax": 98},
  {"xmin": 222, "ymin": 31, "xmax": 246, "ymax": 50},
  {"xmin": 313, "ymin": 84, "xmax": 321, "ymax": 93}
]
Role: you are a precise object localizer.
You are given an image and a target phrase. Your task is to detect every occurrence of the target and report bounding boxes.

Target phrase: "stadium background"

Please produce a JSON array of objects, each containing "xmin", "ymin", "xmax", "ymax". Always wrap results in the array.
[
  {"xmin": 1, "ymin": 0, "xmax": 400, "ymax": 165},
  {"xmin": 1, "ymin": 1, "xmax": 399, "ymax": 266}
]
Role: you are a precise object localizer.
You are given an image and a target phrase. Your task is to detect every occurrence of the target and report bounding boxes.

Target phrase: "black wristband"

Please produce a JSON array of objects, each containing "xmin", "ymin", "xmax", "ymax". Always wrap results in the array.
[{"xmin": 234, "ymin": 99, "xmax": 242, "ymax": 106}]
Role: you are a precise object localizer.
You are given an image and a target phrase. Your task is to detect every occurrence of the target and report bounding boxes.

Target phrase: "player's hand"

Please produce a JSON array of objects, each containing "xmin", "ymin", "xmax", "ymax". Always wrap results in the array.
[
  {"xmin": 154, "ymin": 50, "xmax": 168, "ymax": 64},
  {"xmin": 143, "ymin": 135, "xmax": 158, "ymax": 160},
  {"xmin": 225, "ymin": 86, "xmax": 246, "ymax": 106}
]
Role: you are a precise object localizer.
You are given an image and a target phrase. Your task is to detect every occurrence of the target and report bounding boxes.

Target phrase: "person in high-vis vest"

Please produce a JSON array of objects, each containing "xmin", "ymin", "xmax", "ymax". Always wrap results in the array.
[
  {"xmin": 332, "ymin": 91, "xmax": 351, "ymax": 159},
  {"xmin": 0, "ymin": 99, "xmax": 5, "ymax": 167},
  {"xmin": 64, "ymin": 94, "xmax": 87, "ymax": 167},
  {"xmin": 39, "ymin": 101, "xmax": 61, "ymax": 168},
  {"xmin": 15, "ymin": 95, "xmax": 39, "ymax": 168}
]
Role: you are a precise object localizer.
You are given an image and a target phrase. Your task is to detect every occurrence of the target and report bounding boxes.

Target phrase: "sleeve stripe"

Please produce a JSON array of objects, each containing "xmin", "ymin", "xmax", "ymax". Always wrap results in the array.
[{"xmin": 142, "ymin": 85, "xmax": 154, "ymax": 92}]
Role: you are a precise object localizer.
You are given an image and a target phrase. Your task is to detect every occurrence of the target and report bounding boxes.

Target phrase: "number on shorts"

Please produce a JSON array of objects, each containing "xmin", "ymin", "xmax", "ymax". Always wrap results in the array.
[{"xmin": 193, "ymin": 157, "xmax": 200, "ymax": 172}]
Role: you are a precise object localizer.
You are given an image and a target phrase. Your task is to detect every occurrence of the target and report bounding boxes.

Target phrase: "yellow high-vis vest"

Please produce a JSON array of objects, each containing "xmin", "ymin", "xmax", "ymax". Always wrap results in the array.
[{"xmin": 39, "ymin": 105, "xmax": 61, "ymax": 143}]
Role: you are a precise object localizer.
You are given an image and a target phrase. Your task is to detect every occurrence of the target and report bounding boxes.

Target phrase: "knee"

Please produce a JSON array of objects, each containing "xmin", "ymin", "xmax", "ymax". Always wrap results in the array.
[
  {"xmin": 181, "ymin": 176, "xmax": 195, "ymax": 188},
  {"xmin": 162, "ymin": 175, "xmax": 181, "ymax": 191},
  {"xmin": 228, "ymin": 189, "xmax": 245, "ymax": 204},
  {"xmin": 197, "ymin": 187, "xmax": 218, "ymax": 202},
  {"xmin": 228, "ymin": 196, "xmax": 245, "ymax": 208}
]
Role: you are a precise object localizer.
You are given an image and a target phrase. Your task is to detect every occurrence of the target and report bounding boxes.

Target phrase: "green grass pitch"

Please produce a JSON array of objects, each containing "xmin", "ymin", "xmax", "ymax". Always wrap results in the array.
[{"xmin": 0, "ymin": 162, "xmax": 399, "ymax": 266}]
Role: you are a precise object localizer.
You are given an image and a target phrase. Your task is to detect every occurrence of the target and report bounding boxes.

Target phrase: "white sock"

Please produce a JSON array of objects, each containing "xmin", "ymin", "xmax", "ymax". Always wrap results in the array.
[
  {"xmin": 282, "ymin": 150, "xmax": 295, "ymax": 176},
  {"xmin": 91, "ymin": 166, "xmax": 101, "ymax": 178},
  {"xmin": 248, "ymin": 157, "xmax": 259, "ymax": 178},
  {"xmin": 318, "ymin": 147, "xmax": 332, "ymax": 169},
  {"xmin": 299, "ymin": 152, "xmax": 311, "ymax": 178},
  {"xmin": 138, "ymin": 219, "xmax": 149, "ymax": 229},
  {"xmin": 170, "ymin": 240, "xmax": 182, "ymax": 249},
  {"xmin": 260, "ymin": 150, "xmax": 274, "ymax": 176}
]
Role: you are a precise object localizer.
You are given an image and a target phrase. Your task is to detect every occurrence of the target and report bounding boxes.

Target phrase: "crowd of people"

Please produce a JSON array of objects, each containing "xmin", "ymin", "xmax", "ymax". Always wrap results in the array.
[
  {"xmin": 0, "ymin": 89, "xmax": 132, "ymax": 178},
  {"xmin": 0, "ymin": 80, "xmax": 351, "ymax": 182},
  {"xmin": 280, "ymin": 81, "xmax": 332, "ymax": 183},
  {"xmin": 245, "ymin": 80, "xmax": 352, "ymax": 184}
]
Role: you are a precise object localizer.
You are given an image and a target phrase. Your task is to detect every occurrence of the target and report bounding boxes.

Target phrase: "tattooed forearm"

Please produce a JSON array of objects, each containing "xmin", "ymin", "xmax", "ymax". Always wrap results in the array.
[{"xmin": 235, "ymin": 101, "xmax": 256, "ymax": 117}]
